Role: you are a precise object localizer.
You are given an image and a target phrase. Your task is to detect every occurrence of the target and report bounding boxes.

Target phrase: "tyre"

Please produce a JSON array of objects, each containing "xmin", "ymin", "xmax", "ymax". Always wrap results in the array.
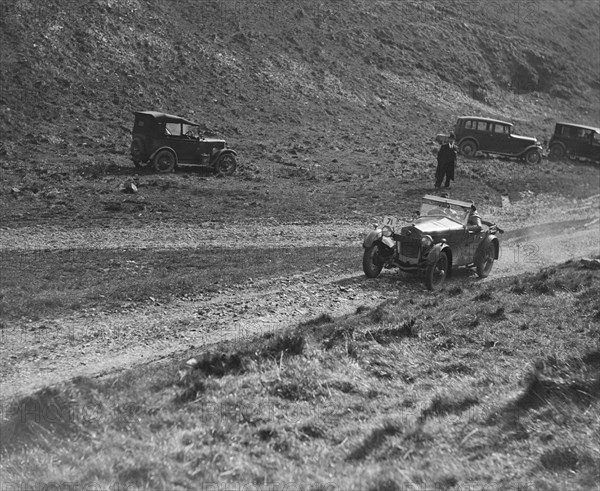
[
  {"xmin": 130, "ymin": 138, "xmax": 149, "ymax": 168},
  {"xmin": 214, "ymin": 154, "xmax": 237, "ymax": 176},
  {"xmin": 524, "ymin": 148, "xmax": 542, "ymax": 164},
  {"xmin": 362, "ymin": 244, "xmax": 384, "ymax": 278},
  {"xmin": 425, "ymin": 251, "xmax": 448, "ymax": 291},
  {"xmin": 548, "ymin": 144, "xmax": 565, "ymax": 161},
  {"xmin": 459, "ymin": 140, "xmax": 477, "ymax": 158},
  {"xmin": 153, "ymin": 150, "xmax": 176, "ymax": 173},
  {"xmin": 475, "ymin": 242, "xmax": 495, "ymax": 278}
]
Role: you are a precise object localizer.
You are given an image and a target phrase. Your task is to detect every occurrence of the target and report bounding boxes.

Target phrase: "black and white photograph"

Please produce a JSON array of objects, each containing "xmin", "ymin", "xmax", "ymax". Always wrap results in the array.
[{"xmin": 1, "ymin": 0, "xmax": 599, "ymax": 489}]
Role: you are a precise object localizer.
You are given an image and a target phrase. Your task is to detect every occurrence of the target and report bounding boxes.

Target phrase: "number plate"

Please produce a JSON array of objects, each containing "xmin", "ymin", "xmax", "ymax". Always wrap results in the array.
[{"xmin": 382, "ymin": 216, "xmax": 400, "ymax": 228}]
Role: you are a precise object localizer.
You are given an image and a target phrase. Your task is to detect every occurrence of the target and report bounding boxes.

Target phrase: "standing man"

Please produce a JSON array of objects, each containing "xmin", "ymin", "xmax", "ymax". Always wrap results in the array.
[{"xmin": 435, "ymin": 132, "xmax": 457, "ymax": 188}]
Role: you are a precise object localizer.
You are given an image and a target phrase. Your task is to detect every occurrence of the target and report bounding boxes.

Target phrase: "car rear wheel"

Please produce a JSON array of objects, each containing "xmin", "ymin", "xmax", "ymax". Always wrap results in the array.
[
  {"xmin": 153, "ymin": 150, "xmax": 176, "ymax": 173},
  {"xmin": 525, "ymin": 149, "xmax": 542, "ymax": 164},
  {"xmin": 425, "ymin": 252, "xmax": 448, "ymax": 291},
  {"xmin": 363, "ymin": 244, "xmax": 385, "ymax": 278},
  {"xmin": 475, "ymin": 242, "xmax": 495, "ymax": 278},
  {"xmin": 459, "ymin": 140, "xmax": 478, "ymax": 158},
  {"xmin": 548, "ymin": 144, "xmax": 566, "ymax": 161},
  {"xmin": 214, "ymin": 154, "xmax": 237, "ymax": 176}
]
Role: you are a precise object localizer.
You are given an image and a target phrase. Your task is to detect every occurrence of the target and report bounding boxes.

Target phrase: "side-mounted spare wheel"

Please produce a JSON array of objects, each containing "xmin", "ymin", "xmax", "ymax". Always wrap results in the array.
[
  {"xmin": 131, "ymin": 137, "xmax": 149, "ymax": 168},
  {"xmin": 153, "ymin": 149, "xmax": 176, "ymax": 173}
]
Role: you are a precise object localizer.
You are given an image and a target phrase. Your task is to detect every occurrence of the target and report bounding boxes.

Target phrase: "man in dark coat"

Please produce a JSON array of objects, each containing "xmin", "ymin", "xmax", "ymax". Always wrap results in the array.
[{"xmin": 435, "ymin": 133, "xmax": 457, "ymax": 188}]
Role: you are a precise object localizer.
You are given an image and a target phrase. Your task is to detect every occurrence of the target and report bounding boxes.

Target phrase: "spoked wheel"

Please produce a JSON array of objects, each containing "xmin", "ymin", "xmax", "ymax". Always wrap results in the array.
[
  {"xmin": 215, "ymin": 154, "xmax": 237, "ymax": 176},
  {"xmin": 362, "ymin": 244, "xmax": 384, "ymax": 278},
  {"xmin": 131, "ymin": 138, "xmax": 150, "ymax": 169},
  {"xmin": 525, "ymin": 149, "xmax": 542, "ymax": 164},
  {"xmin": 425, "ymin": 252, "xmax": 448, "ymax": 291},
  {"xmin": 459, "ymin": 140, "xmax": 478, "ymax": 157},
  {"xmin": 548, "ymin": 144, "xmax": 566, "ymax": 161},
  {"xmin": 475, "ymin": 242, "xmax": 495, "ymax": 278},
  {"xmin": 153, "ymin": 150, "xmax": 176, "ymax": 173}
]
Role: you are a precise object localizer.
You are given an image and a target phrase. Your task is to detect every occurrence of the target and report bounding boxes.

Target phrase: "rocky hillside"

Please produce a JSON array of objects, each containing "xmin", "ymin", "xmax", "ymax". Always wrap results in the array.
[{"xmin": 0, "ymin": 0, "xmax": 599, "ymax": 165}]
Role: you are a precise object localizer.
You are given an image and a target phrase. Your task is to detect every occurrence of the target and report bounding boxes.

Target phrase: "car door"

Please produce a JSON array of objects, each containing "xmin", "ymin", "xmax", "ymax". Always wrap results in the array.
[
  {"xmin": 590, "ymin": 132, "xmax": 600, "ymax": 160},
  {"xmin": 490, "ymin": 123, "xmax": 511, "ymax": 154},
  {"xmin": 164, "ymin": 123, "xmax": 200, "ymax": 164},
  {"xmin": 474, "ymin": 120, "xmax": 493, "ymax": 151},
  {"xmin": 579, "ymin": 130, "xmax": 598, "ymax": 159}
]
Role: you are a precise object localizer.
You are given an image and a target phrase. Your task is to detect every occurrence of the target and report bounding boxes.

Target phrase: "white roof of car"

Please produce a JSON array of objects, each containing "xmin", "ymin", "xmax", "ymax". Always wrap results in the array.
[{"xmin": 557, "ymin": 122, "xmax": 600, "ymax": 133}]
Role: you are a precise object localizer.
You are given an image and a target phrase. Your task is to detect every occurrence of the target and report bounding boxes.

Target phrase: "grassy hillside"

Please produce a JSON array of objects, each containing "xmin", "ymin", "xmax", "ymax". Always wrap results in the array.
[{"xmin": 1, "ymin": 257, "xmax": 599, "ymax": 489}]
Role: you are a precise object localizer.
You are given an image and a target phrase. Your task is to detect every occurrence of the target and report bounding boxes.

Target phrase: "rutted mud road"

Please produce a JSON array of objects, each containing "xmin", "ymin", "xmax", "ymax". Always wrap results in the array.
[{"xmin": 1, "ymin": 195, "xmax": 598, "ymax": 403}]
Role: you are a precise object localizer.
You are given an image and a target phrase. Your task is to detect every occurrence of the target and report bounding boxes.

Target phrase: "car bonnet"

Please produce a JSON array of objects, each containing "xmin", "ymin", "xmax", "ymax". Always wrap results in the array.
[{"xmin": 413, "ymin": 217, "xmax": 464, "ymax": 234}]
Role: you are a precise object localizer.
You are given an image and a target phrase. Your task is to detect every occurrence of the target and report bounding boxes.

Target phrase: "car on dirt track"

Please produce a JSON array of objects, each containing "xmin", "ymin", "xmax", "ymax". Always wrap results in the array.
[
  {"xmin": 453, "ymin": 116, "xmax": 543, "ymax": 164},
  {"xmin": 130, "ymin": 111, "xmax": 238, "ymax": 175},
  {"xmin": 548, "ymin": 122, "xmax": 600, "ymax": 162},
  {"xmin": 362, "ymin": 195, "xmax": 503, "ymax": 290}
]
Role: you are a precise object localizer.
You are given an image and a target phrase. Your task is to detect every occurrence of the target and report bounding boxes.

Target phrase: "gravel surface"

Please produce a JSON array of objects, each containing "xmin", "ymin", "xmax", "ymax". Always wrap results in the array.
[{"xmin": 1, "ymin": 194, "xmax": 598, "ymax": 403}]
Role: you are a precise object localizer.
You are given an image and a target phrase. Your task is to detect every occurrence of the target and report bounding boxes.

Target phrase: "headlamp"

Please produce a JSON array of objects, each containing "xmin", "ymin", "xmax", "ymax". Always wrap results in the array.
[{"xmin": 421, "ymin": 235, "xmax": 433, "ymax": 248}]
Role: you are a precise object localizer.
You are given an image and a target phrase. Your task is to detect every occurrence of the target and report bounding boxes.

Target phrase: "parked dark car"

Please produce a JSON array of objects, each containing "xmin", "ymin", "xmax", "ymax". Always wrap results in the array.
[
  {"xmin": 548, "ymin": 122, "xmax": 600, "ymax": 162},
  {"xmin": 362, "ymin": 195, "xmax": 503, "ymax": 290},
  {"xmin": 453, "ymin": 116, "xmax": 542, "ymax": 164},
  {"xmin": 130, "ymin": 111, "xmax": 238, "ymax": 175}
]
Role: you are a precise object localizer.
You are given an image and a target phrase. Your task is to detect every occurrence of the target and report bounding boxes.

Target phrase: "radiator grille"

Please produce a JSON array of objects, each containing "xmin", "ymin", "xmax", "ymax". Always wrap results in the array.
[{"xmin": 400, "ymin": 240, "xmax": 420, "ymax": 258}]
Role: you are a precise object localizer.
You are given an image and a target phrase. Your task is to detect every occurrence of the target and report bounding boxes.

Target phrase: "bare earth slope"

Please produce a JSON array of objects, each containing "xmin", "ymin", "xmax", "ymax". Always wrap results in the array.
[{"xmin": 1, "ymin": 0, "xmax": 599, "ymax": 165}]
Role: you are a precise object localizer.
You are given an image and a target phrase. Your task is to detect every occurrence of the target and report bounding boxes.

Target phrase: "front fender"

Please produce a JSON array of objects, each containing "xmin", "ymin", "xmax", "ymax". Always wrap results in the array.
[
  {"xmin": 363, "ymin": 230, "xmax": 395, "ymax": 249},
  {"xmin": 477, "ymin": 235, "xmax": 500, "ymax": 259},
  {"xmin": 516, "ymin": 145, "xmax": 542, "ymax": 157},
  {"xmin": 426, "ymin": 243, "xmax": 451, "ymax": 265},
  {"xmin": 211, "ymin": 148, "xmax": 238, "ymax": 163}
]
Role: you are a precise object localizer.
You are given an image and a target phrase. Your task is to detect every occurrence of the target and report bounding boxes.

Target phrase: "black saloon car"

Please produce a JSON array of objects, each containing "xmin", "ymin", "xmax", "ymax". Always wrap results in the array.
[
  {"xmin": 454, "ymin": 116, "xmax": 542, "ymax": 164},
  {"xmin": 130, "ymin": 111, "xmax": 238, "ymax": 175},
  {"xmin": 548, "ymin": 122, "xmax": 600, "ymax": 162}
]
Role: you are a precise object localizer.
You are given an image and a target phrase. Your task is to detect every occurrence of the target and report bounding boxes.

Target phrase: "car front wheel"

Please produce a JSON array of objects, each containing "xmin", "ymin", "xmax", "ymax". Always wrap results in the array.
[
  {"xmin": 459, "ymin": 140, "xmax": 478, "ymax": 158},
  {"xmin": 215, "ymin": 154, "xmax": 237, "ymax": 176},
  {"xmin": 425, "ymin": 251, "xmax": 448, "ymax": 291},
  {"xmin": 548, "ymin": 144, "xmax": 566, "ymax": 161},
  {"xmin": 153, "ymin": 150, "xmax": 176, "ymax": 173},
  {"xmin": 475, "ymin": 242, "xmax": 495, "ymax": 278},
  {"xmin": 524, "ymin": 149, "xmax": 542, "ymax": 164},
  {"xmin": 363, "ymin": 244, "xmax": 384, "ymax": 278}
]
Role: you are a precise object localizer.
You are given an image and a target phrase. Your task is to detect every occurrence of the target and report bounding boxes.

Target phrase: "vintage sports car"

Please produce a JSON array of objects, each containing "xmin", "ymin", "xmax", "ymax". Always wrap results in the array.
[
  {"xmin": 362, "ymin": 195, "xmax": 503, "ymax": 290},
  {"xmin": 130, "ymin": 111, "xmax": 238, "ymax": 175}
]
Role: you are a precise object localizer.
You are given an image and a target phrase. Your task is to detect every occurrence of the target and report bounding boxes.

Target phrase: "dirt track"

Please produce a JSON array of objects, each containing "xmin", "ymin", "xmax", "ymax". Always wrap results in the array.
[{"xmin": 1, "ymin": 194, "xmax": 598, "ymax": 403}]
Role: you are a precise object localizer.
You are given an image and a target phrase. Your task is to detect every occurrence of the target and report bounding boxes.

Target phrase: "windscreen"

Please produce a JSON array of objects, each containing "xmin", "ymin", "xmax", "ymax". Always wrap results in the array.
[{"xmin": 419, "ymin": 198, "xmax": 470, "ymax": 224}]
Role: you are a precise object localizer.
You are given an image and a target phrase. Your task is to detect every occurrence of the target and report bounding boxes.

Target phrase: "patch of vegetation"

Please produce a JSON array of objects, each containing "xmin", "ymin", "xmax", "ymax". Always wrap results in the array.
[{"xmin": 2, "ymin": 262, "xmax": 599, "ymax": 486}]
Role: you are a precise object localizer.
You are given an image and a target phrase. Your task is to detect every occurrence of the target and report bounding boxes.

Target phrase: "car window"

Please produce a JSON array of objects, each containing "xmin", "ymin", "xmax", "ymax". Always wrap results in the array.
[
  {"xmin": 464, "ymin": 120, "xmax": 475, "ymax": 129},
  {"xmin": 166, "ymin": 123, "xmax": 182, "ymax": 136},
  {"xmin": 493, "ymin": 124, "xmax": 508, "ymax": 134},
  {"xmin": 475, "ymin": 121, "xmax": 489, "ymax": 131}
]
